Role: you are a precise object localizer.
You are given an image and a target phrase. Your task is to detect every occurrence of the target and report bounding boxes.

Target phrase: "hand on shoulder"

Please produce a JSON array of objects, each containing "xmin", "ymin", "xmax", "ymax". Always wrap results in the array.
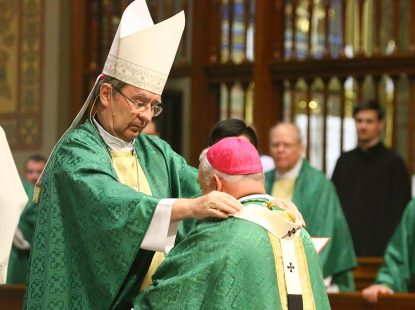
[
  {"xmin": 171, "ymin": 191, "xmax": 242, "ymax": 222},
  {"xmin": 190, "ymin": 191, "xmax": 243, "ymax": 219},
  {"xmin": 271, "ymin": 198, "xmax": 305, "ymax": 227}
]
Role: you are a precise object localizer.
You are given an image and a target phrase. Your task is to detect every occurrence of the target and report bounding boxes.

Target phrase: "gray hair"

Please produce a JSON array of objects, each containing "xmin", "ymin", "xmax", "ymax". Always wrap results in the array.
[
  {"xmin": 269, "ymin": 122, "xmax": 303, "ymax": 144},
  {"xmin": 93, "ymin": 76, "xmax": 128, "ymax": 101},
  {"xmin": 198, "ymin": 148, "xmax": 264, "ymax": 189}
]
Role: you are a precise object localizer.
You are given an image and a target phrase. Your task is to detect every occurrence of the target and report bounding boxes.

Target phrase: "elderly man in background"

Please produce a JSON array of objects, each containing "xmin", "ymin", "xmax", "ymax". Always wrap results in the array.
[
  {"xmin": 264, "ymin": 122, "xmax": 356, "ymax": 292},
  {"xmin": 134, "ymin": 137, "xmax": 330, "ymax": 309}
]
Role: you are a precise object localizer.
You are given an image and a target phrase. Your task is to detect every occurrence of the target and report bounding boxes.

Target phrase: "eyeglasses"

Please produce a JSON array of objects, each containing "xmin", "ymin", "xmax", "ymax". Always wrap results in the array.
[{"xmin": 113, "ymin": 87, "xmax": 163, "ymax": 117}]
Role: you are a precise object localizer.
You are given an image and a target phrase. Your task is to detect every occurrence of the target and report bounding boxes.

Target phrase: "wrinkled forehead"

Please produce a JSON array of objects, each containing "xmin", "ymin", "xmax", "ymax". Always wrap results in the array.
[
  {"xmin": 123, "ymin": 84, "xmax": 162, "ymax": 103},
  {"xmin": 272, "ymin": 126, "xmax": 299, "ymax": 143}
]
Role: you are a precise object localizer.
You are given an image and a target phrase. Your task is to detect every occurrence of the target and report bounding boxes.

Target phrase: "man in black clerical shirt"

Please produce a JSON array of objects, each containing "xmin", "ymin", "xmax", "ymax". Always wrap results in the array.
[{"xmin": 332, "ymin": 100, "xmax": 411, "ymax": 256}]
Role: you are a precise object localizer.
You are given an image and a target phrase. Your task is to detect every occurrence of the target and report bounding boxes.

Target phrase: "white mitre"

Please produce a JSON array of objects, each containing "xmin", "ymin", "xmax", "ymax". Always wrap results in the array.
[
  {"xmin": 35, "ymin": 0, "xmax": 185, "ymax": 190},
  {"xmin": 71, "ymin": 0, "xmax": 185, "ymax": 131},
  {"xmin": 103, "ymin": 0, "xmax": 184, "ymax": 95}
]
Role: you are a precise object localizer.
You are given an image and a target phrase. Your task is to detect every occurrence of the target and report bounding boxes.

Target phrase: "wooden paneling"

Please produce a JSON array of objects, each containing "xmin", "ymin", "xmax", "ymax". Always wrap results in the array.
[
  {"xmin": 0, "ymin": 285, "xmax": 25, "ymax": 310},
  {"xmin": 252, "ymin": 0, "xmax": 281, "ymax": 153},
  {"xmin": 329, "ymin": 292, "xmax": 415, "ymax": 310},
  {"xmin": 354, "ymin": 257, "xmax": 384, "ymax": 291},
  {"xmin": 0, "ymin": 0, "xmax": 44, "ymax": 150},
  {"xmin": 71, "ymin": 1, "xmax": 87, "ymax": 120},
  {"xmin": 270, "ymin": 56, "xmax": 415, "ymax": 81},
  {"xmin": 188, "ymin": 0, "xmax": 218, "ymax": 165},
  {"xmin": 70, "ymin": 1, "xmax": 415, "ymax": 174}
]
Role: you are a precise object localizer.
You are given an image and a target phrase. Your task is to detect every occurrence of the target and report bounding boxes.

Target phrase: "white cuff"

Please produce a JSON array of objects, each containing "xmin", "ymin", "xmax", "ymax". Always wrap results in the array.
[
  {"xmin": 13, "ymin": 228, "xmax": 31, "ymax": 250},
  {"xmin": 324, "ymin": 276, "xmax": 340, "ymax": 293},
  {"xmin": 140, "ymin": 199, "xmax": 178, "ymax": 253}
]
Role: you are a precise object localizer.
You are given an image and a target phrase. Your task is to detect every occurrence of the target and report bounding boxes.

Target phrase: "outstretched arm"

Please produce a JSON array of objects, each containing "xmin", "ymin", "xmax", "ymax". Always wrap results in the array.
[{"xmin": 171, "ymin": 190, "xmax": 242, "ymax": 222}]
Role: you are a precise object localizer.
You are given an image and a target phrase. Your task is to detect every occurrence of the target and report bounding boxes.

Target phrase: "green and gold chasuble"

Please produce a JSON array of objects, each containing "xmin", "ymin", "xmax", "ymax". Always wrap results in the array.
[
  {"xmin": 265, "ymin": 160, "xmax": 356, "ymax": 291},
  {"xmin": 24, "ymin": 120, "xmax": 201, "ymax": 310},
  {"xmin": 134, "ymin": 196, "xmax": 330, "ymax": 309},
  {"xmin": 7, "ymin": 179, "xmax": 37, "ymax": 284},
  {"xmin": 375, "ymin": 198, "xmax": 415, "ymax": 292}
]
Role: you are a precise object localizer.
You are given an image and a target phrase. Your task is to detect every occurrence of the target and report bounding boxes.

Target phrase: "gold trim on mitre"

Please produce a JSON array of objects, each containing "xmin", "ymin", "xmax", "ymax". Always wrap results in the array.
[{"xmin": 104, "ymin": 55, "xmax": 167, "ymax": 95}]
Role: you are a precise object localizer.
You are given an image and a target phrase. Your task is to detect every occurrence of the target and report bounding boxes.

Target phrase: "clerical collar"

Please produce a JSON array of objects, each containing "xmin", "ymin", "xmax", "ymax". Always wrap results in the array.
[
  {"xmin": 93, "ymin": 118, "xmax": 135, "ymax": 151},
  {"xmin": 275, "ymin": 158, "xmax": 303, "ymax": 180},
  {"xmin": 239, "ymin": 194, "xmax": 274, "ymax": 204},
  {"xmin": 358, "ymin": 140, "xmax": 384, "ymax": 153}
]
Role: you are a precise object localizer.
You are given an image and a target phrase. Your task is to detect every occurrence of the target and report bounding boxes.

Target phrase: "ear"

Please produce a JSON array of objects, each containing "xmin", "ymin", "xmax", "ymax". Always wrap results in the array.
[
  {"xmin": 212, "ymin": 174, "xmax": 223, "ymax": 192},
  {"xmin": 99, "ymin": 83, "xmax": 113, "ymax": 107}
]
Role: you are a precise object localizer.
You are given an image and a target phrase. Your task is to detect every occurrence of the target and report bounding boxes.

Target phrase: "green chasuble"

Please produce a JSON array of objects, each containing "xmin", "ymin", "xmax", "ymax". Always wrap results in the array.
[
  {"xmin": 375, "ymin": 198, "xmax": 415, "ymax": 292},
  {"xmin": 265, "ymin": 160, "xmax": 356, "ymax": 291},
  {"xmin": 24, "ymin": 120, "xmax": 201, "ymax": 310},
  {"xmin": 134, "ymin": 196, "xmax": 330, "ymax": 309},
  {"xmin": 7, "ymin": 179, "xmax": 37, "ymax": 284}
]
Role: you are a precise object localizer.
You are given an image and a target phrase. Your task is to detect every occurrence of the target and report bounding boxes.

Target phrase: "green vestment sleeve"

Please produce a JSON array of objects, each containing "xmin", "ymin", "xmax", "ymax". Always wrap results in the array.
[
  {"xmin": 24, "ymin": 121, "xmax": 201, "ymax": 310},
  {"xmin": 375, "ymin": 199, "xmax": 415, "ymax": 292},
  {"xmin": 134, "ymin": 216, "xmax": 330, "ymax": 309},
  {"xmin": 265, "ymin": 160, "xmax": 357, "ymax": 291}
]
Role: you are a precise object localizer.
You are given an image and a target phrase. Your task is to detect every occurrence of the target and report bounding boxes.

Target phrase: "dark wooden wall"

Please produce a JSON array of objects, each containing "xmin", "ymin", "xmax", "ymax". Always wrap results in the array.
[{"xmin": 71, "ymin": 0, "xmax": 415, "ymax": 172}]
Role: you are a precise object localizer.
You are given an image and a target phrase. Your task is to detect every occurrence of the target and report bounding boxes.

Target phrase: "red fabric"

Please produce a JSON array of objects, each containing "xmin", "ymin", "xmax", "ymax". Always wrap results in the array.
[{"xmin": 207, "ymin": 137, "xmax": 262, "ymax": 175}]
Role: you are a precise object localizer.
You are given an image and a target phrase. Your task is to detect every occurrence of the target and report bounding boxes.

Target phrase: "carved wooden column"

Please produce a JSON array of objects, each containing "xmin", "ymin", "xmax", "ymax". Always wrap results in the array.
[
  {"xmin": 71, "ymin": 1, "xmax": 88, "ymax": 119},
  {"xmin": 322, "ymin": 77, "xmax": 330, "ymax": 173},
  {"xmin": 189, "ymin": 1, "xmax": 216, "ymax": 165},
  {"xmin": 253, "ymin": 0, "xmax": 281, "ymax": 153},
  {"xmin": 373, "ymin": 0, "xmax": 382, "ymax": 56},
  {"xmin": 305, "ymin": 79, "xmax": 313, "ymax": 159}
]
